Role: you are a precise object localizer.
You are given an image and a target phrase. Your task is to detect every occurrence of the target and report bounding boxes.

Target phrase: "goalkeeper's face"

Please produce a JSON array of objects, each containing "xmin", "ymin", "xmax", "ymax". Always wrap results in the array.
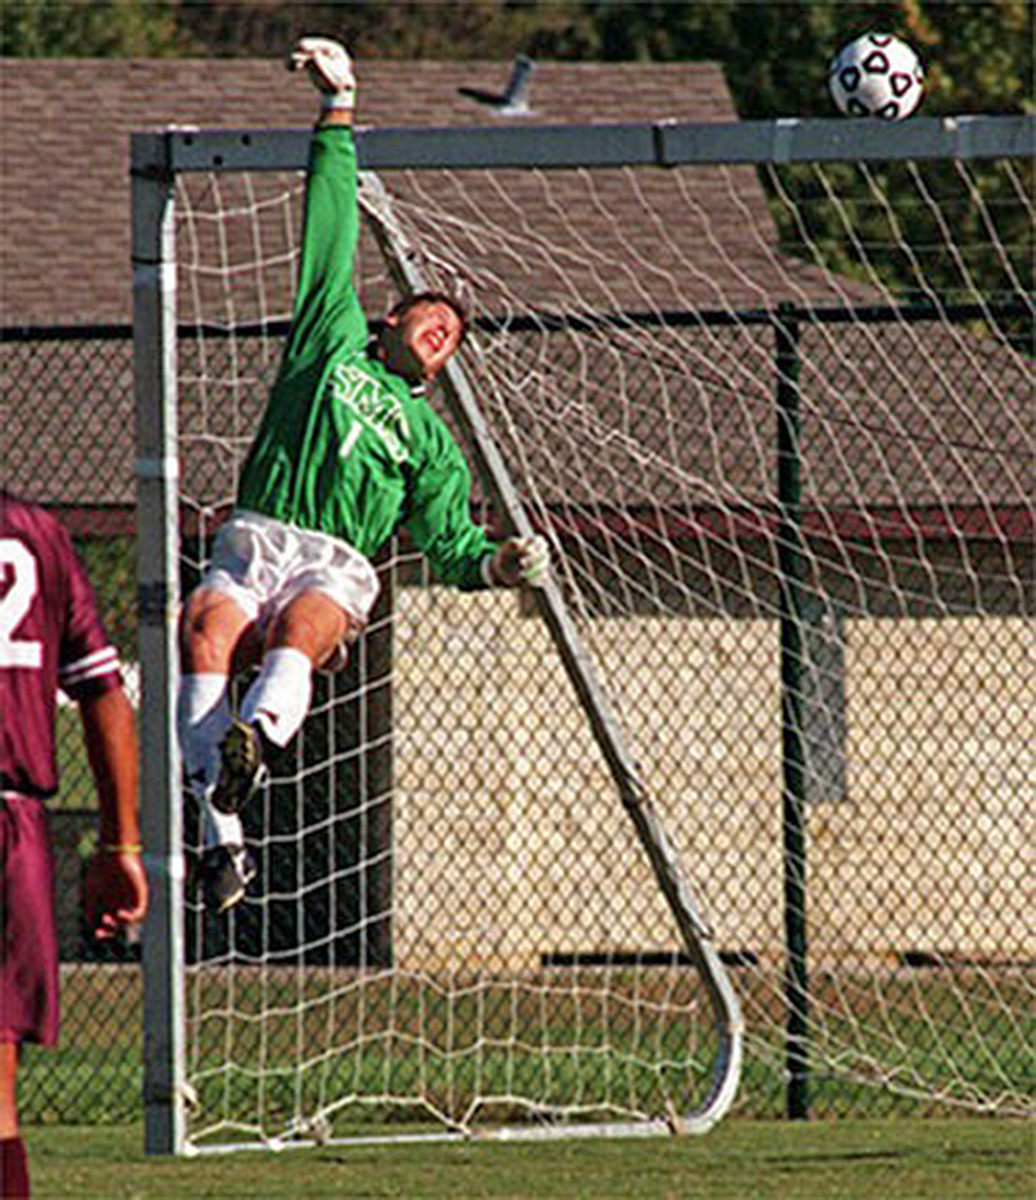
[{"xmin": 379, "ymin": 300, "xmax": 464, "ymax": 383}]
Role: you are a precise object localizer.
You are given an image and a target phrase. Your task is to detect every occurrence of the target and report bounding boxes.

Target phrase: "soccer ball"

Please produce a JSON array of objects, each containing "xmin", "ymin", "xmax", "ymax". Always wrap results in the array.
[{"xmin": 828, "ymin": 32, "xmax": 924, "ymax": 121}]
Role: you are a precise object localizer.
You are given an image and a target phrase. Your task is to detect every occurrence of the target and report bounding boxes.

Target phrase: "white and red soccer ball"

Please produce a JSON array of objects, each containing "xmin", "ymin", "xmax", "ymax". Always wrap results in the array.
[{"xmin": 829, "ymin": 32, "xmax": 925, "ymax": 121}]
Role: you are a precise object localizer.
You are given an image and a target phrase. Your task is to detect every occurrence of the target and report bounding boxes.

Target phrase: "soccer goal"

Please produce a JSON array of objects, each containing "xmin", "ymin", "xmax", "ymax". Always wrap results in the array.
[{"xmin": 132, "ymin": 114, "xmax": 1034, "ymax": 1154}]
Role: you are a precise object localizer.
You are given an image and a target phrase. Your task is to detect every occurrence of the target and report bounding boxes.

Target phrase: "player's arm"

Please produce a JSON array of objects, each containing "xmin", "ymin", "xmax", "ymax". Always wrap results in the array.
[
  {"xmin": 406, "ymin": 449, "xmax": 493, "ymax": 590},
  {"xmin": 406, "ymin": 437, "xmax": 550, "ymax": 591},
  {"xmin": 80, "ymin": 684, "xmax": 148, "ymax": 939},
  {"xmin": 81, "ymin": 686, "xmax": 140, "ymax": 853},
  {"xmin": 280, "ymin": 38, "xmax": 366, "ymax": 362},
  {"xmin": 59, "ymin": 533, "xmax": 149, "ymax": 940}
]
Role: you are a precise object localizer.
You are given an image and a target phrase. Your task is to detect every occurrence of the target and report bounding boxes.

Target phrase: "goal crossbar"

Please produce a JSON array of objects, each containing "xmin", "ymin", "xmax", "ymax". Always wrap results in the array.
[{"xmin": 157, "ymin": 115, "xmax": 1034, "ymax": 175}]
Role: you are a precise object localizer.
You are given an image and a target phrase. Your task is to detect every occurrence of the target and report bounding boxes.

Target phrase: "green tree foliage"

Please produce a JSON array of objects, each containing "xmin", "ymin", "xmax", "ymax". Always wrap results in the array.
[
  {"xmin": 0, "ymin": 0, "xmax": 199, "ymax": 56},
  {"xmin": 168, "ymin": 1, "xmax": 598, "ymax": 62},
  {"xmin": 6, "ymin": 0, "xmax": 1028, "ymax": 119},
  {"xmin": 907, "ymin": 0, "xmax": 1033, "ymax": 115},
  {"xmin": 543, "ymin": 0, "xmax": 1032, "ymax": 119}
]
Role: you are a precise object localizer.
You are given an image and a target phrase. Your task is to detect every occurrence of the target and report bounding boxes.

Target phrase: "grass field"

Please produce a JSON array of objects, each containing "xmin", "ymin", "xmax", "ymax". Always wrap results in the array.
[{"xmin": 26, "ymin": 1118, "xmax": 1033, "ymax": 1199}]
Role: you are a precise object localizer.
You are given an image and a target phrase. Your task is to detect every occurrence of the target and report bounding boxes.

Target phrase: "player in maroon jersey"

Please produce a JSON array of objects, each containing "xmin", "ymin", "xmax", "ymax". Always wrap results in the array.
[{"xmin": 0, "ymin": 490, "xmax": 148, "ymax": 1199}]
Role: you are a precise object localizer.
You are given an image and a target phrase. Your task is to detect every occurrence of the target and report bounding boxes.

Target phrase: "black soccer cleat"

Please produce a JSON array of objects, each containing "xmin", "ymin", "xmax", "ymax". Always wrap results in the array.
[
  {"xmin": 200, "ymin": 844, "xmax": 257, "ymax": 913},
  {"xmin": 210, "ymin": 719, "xmax": 268, "ymax": 816}
]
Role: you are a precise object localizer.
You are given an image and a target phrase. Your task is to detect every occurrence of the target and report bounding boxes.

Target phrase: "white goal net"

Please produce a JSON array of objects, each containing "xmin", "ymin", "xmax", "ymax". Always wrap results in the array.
[{"xmin": 135, "ymin": 117, "xmax": 1033, "ymax": 1151}]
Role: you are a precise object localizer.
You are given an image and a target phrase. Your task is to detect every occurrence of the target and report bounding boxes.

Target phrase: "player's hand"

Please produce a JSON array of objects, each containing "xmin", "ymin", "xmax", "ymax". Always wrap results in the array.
[
  {"xmin": 84, "ymin": 848, "xmax": 149, "ymax": 941},
  {"xmin": 491, "ymin": 536, "xmax": 550, "ymax": 589},
  {"xmin": 288, "ymin": 37, "xmax": 356, "ymax": 108}
]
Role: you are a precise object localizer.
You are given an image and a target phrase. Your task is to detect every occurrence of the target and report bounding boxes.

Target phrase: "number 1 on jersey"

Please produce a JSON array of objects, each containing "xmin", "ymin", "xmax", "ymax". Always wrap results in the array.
[{"xmin": 339, "ymin": 421, "xmax": 363, "ymax": 462}]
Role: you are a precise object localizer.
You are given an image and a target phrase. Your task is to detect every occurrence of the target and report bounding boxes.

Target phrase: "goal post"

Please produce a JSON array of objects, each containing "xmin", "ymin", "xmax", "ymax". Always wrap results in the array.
[
  {"xmin": 133, "ymin": 115, "xmax": 1035, "ymax": 1154},
  {"xmin": 131, "ymin": 130, "xmax": 188, "ymax": 1155}
]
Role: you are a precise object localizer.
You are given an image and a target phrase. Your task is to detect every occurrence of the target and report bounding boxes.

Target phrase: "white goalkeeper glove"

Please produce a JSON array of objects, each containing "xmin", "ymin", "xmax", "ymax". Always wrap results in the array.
[
  {"xmin": 288, "ymin": 36, "xmax": 356, "ymax": 110},
  {"xmin": 489, "ymin": 536, "xmax": 550, "ymax": 589}
]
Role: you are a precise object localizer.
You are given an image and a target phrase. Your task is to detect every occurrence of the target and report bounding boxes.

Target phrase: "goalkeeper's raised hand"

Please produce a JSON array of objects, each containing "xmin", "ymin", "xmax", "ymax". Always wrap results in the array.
[
  {"xmin": 490, "ymin": 536, "xmax": 551, "ymax": 589},
  {"xmin": 288, "ymin": 36, "xmax": 356, "ymax": 111}
]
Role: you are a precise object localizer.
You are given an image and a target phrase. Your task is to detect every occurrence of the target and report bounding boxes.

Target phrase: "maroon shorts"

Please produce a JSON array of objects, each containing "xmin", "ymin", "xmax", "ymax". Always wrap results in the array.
[{"xmin": 0, "ymin": 795, "xmax": 59, "ymax": 1046}]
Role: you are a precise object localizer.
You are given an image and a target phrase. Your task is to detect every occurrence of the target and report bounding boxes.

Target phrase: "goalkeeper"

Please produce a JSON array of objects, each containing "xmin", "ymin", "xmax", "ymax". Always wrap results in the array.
[{"xmin": 178, "ymin": 38, "xmax": 549, "ymax": 913}]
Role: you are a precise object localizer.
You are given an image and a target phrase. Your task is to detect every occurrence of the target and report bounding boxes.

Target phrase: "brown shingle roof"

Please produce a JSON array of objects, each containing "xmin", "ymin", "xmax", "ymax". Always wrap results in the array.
[{"xmin": 1, "ymin": 58, "xmax": 747, "ymax": 325}]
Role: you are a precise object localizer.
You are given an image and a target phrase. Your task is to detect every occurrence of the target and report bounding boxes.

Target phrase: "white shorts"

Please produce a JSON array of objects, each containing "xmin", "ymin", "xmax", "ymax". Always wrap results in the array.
[{"xmin": 199, "ymin": 510, "xmax": 381, "ymax": 662}]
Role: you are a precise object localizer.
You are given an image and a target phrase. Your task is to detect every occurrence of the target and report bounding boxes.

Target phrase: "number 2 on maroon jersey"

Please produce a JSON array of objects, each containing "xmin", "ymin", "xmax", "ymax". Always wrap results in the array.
[{"xmin": 0, "ymin": 538, "xmax": 44, "ymax": 668}]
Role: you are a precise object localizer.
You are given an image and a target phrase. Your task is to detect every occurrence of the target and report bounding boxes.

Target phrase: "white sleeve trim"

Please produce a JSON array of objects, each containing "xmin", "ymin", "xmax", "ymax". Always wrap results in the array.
[
  {"xmin": 59, "ymin": 646, "xmax": 120, "ymax": 690},
  {"xmin": 480, "ymin": 552, "xmax": 496, "ymax": 588}
]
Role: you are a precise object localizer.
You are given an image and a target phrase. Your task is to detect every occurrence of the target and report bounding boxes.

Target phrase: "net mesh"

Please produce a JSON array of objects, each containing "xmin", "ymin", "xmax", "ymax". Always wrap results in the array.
[{"xmin": 170, "ymin": 147, "xmax": 1033, "ymax": 1147}]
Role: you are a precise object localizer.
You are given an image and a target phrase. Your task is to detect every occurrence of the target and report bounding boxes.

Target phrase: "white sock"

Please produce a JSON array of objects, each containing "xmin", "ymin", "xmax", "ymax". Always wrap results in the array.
[
  {"xmin": 240, "ymin": 647, "xmax": 313, "ymax": 748},
  {"xmin": 176, "ymin": 672, "xmax": 244, "ymax": 850},
  {"xmin": 177, "ymin": 673, "xmax": 231, "ymax": 798},
  {"xmin": 205, "ymin": 807, "xmax": 245, "ymax": 850}
]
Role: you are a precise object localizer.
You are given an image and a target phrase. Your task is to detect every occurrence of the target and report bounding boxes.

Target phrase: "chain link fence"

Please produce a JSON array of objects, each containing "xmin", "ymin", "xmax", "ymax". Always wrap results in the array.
[{"xmin": 3, "ymin": 307, "xmax": 1032, "ymax": 1122}]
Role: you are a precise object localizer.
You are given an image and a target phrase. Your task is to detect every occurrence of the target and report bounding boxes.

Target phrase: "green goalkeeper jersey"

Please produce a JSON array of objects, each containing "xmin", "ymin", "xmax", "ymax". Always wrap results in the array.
[{"xmin": 237, "ymin": 126, "xmax": 493, "ymax": 591}]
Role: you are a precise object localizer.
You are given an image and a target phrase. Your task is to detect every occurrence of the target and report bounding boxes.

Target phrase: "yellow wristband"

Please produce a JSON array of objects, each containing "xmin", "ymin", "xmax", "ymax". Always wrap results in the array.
[{"xmin": 100, "ymin": 842, "xmax": 143, "ymax": 855}]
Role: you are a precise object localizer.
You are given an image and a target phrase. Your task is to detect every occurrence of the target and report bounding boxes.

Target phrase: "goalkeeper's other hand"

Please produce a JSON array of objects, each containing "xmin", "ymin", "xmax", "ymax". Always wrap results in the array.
[
  {"xmin": 288, "ymin": 36, "xmax": 356, "ymax": 109},
  {"xmin": 490, "ymin": 536, "xmax": 550, "ymax": 589}
]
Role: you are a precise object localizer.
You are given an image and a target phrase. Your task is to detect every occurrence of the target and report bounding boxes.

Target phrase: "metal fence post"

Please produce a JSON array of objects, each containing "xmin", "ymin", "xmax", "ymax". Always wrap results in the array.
[{"xmin": 776, "ymin": 302, "xmax": 810, "ymax": 1120}]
